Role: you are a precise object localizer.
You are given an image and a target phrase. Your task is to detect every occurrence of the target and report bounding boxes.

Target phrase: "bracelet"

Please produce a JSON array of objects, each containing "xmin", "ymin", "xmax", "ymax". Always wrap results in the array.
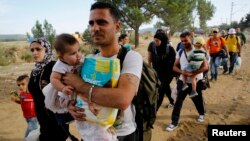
[
  {"xmin": 88, "ymin": 85, "xmax": 95, "ymax": 102},
  {"xmin": 179, "ymin": 70, "xmax": 182, "ymax": 74}
]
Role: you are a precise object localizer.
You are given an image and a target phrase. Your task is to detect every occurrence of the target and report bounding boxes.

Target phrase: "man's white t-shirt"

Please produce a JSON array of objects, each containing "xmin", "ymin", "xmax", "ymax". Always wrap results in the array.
[
  {"xmin": 176, "ymin": 48, "xmax": 203, "ymax": 83},
  {"xmin": 88, "ymin": 50, "xmax": 143, "ymax": 136}
]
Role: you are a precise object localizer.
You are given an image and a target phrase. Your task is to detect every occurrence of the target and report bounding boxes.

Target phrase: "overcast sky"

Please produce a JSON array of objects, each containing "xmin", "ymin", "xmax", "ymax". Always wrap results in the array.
[{"xmin": 0, "ymin": 0, "xmax": 249, "ymax": 34}]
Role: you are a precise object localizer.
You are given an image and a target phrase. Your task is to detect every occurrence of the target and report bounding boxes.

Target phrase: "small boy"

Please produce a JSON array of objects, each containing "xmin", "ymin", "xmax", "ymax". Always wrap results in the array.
[
  {"xmin": 11, "ymin": 74, "xmax": 39, "ymax": 138},
  {"xmin": 181, "ymin": 37, "xmax": 208, "ymax": 98}
]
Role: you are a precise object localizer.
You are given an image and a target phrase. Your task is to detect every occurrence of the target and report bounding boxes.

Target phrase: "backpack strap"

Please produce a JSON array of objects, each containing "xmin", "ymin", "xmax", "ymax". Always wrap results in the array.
[
  {"xmin": 117, "ymin": 46, "xmax": 129, "ymax": 70},
  {"xmin": 165, "ymin": 43, "xmax": 170, "ymax": 56},
  {"xmin": 225, "ymin": 35, "xmax": 239, "ymax": 44},
  {"xmin": 152, "ymin": 43, "xmax": 170, "ymax": 57},
  {"xmin": 178, "ymin": 49, "xmax": 184, "ymax": 58}
]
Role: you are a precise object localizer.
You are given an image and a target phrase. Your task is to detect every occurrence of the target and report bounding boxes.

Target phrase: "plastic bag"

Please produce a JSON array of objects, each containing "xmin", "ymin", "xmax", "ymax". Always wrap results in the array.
[
  {"xmin": 25, "ymin": 128, "xmax": 40, "ymax": 141},
  {"xmin": 42, "ymin": 83, "xmax": 68, "ymax": 113},
  {"xmin": 76, "ymin": 122, "xmax": 117, "ymax": 141},
  {"xmin": 77, "ymin": 57, "xmax": 120, "ymax": 126},
  {"xmin": 171, "ymin": 84, "xmax": 177, "ymax": 103},
  {"xmin": 235, "ymin": 56, "xmax": 242, "ymax": 70}
]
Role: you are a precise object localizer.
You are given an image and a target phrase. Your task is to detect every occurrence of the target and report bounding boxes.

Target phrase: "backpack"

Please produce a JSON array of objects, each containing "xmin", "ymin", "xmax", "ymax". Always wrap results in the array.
[
  {"xmin": 152, "ymin": 43, "xmax": 170, "ymax": 56},
  {"xmin": 225, "ymin": 35, "xmax": 239, "ymax": 42},
  {"xmin": 117, "ymin": 47, "xmax": 160, "ymax": 141},
  {"xmin": 151, "ymin": 43, "xmax": 170, "ymax": 65}
]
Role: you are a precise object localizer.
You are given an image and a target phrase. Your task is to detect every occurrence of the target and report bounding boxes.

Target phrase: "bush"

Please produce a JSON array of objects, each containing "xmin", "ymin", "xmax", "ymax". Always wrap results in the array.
[
  {"xmin": 80, "ymin": 43, "xmax": 96, "ymax": 55},
  {"xmin": 0, "ymin": 48, "xmax": 11, "ymax": 66},
  {"xmin": 21, "ymin": 53, "xmax": 33, "ymax": 63}
]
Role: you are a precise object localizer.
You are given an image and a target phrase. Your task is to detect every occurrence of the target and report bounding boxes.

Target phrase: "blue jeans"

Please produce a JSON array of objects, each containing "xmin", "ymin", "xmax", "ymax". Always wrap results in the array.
[
  {"xmin": 25, "ymin": 117, "xmax": 39, "ymax": 137},
  {"xmin": 229, "ymin": 52, "xmax": 238, "ymax": 73},
  {"xmin": 210, "ymin": 55, "xmax": 221, "ymax": 80}
]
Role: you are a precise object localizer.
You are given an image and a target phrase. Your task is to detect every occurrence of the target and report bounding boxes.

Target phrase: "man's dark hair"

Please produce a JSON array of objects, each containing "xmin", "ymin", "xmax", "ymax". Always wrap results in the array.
[
  {"xmin": 90, "ymin": 2, "xmax": 120, "ymax": 22},
  {"xmin": 54, "ymin": 33, "xmax": 79, "ymax": 54},
  {"xmin": 118, "ymin": 33, "xmax": 128, "ymax": 42},
  {"xmin": 180, "ymin": 31, "xmax": 191, "ymax": 38},
  {"xmin": 16, "ymin": 74, "xmax": 29, "ymax": 82}
]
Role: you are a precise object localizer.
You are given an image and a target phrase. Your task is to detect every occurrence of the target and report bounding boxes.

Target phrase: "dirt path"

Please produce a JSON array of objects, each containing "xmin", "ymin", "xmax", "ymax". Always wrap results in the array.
[
  {"xmin": 151, "ymin": 44, "xmax": 250, "ymax": 141},
  {"xmin": 0, "ymin": 43, "xmax": 249, "ymax": 141}
]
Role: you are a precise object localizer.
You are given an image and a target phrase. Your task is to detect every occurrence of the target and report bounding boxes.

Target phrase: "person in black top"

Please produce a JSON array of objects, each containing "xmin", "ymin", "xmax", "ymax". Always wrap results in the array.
[
  {"xmin": 147, "ymin": 32, "xmax": 176, "ymax": 109},
  {"xmin": 28, "ymin": 38, "xmax": 68, "ymax": 141}
]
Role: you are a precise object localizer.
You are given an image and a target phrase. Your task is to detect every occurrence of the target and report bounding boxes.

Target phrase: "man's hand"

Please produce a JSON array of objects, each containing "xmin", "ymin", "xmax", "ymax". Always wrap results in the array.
[
  {"xmin": 62, "ymin": 73, "xmax": 83, "ymax": 89},
  {"xmin": 182, "ymin": 70, "xmax": 193, "ymax": 77},
  {"xmin": 68, "ymin": 100, "xmax": 86, "ymax": 121}
]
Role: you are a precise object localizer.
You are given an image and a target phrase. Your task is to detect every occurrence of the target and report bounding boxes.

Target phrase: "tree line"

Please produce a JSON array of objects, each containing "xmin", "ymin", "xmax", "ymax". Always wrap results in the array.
[{"xmin": 29, "ymin": 0, "xmax": 250, "ymax": 48}]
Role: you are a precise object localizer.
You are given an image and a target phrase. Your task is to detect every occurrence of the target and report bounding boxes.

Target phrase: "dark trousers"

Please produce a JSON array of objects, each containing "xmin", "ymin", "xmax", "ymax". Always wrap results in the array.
[
  {"xmin": 39, "ymin": 109, "xmax": 68, "ymax": 141},
  {"xmin": 229, "ymin": 52, "xmax": 238, "ymax": 73},
  {"xmin": 157, "ymin": 76, "xmax": 174, "ymax": 110},
  {"xmin": 117, "ymin": 130, "xmax": 138, "ymax": 141},
  {"xmin": 55, "ymin": 113, "xmax": 78, "ymax": 141},
  {"xmin": 171, "ymin": 79, "xmax": 205, "ymax": 126}
]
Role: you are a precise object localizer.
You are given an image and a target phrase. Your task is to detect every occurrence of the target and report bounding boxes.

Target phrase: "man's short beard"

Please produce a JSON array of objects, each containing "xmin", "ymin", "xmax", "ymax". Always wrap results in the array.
[{"xmin": 185, "ymin": 43, "xmax": 191, "ymax": 49}]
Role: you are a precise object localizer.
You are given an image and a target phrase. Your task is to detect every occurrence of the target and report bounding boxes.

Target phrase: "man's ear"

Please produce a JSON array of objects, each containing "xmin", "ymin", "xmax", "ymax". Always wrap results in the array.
[{"xmin": 115, "ymin": 20, "xmax": 121, "ymax": 33}]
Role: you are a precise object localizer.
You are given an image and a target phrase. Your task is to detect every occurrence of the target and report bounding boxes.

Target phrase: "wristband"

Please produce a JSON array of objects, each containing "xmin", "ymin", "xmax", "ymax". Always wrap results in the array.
[
  {"xmin": 88, "ymin": 85, "xmax": 95, "ymax": 102},
  {"xmin": 180, "ymin": 70, "xmax": 182, "ymax": 74}
]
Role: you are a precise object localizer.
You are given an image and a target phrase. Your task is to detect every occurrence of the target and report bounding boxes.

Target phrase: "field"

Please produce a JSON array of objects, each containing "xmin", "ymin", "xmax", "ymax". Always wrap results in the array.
[{"xmin": 0, "ymin": 36, "xmax": 250, "ymax": 141}]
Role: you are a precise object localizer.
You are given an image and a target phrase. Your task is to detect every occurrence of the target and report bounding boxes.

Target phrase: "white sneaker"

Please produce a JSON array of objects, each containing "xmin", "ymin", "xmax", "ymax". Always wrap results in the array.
[
  {"xmin": 197, "ymin": 115, "xmax": 205, "ymax": 122},
  {"xmin": 166, "ymin": 103, "xmax": 174, "ymax": 109},
  {"xmin": 166, "ymin": 124, "xmax": 177, "ymax": 132},
  {"xmin": 182, "ymin": 83, "xmax": 189, "ymax": 91},
  {"xmin": 189, "ymin": 90, "xmax": 198, "ymax": 98}
]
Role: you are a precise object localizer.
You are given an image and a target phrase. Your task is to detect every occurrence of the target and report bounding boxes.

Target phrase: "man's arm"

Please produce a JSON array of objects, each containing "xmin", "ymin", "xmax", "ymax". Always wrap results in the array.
[
  {"xmin": 237, "ymin": 37, "xmax": 241, "ymax": 56},
  {"xmin": 192, "ymin": 59, "xmax": 208, "ymax": 76},
  {"xmin": 173, "ymin": 58, "xmax": 181, "ymax": 74},
  {"xmin": 63, "ymin": 72, "xmax": 139, "ymax": 111},
  {"xmin": 242, "ymin": 33, "xmax": 246, "ymax": 44},
  {"xmin": 63, "ymin": 51, "xmax": 143, "ymax": 111}
]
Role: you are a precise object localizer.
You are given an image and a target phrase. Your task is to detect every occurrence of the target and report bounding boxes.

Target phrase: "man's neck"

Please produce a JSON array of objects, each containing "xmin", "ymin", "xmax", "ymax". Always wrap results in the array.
[
  {"xmin": 212, "ymin": 36, "xmax": 218, "ymax": 39},
  {"xmin": 184, "ymin": 45, "xmax": 194, "ymax": 52},
  {"xmin": 99, "ymin": 42, "xmax": 120, "ymax": 57}
]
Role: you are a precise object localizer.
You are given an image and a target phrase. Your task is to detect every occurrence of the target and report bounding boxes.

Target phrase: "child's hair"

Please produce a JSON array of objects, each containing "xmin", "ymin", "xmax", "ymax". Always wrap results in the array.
[
  {"xmin": 54, "ymin": 33, "xmax": 79, "ymax": 54},
  {"xmin": 194, "ymin": 36, "xmax": 205, "ymax": 48},
  {"xmin": 16, "ymin": 74, "xmax": 29, "ymax": 82}
]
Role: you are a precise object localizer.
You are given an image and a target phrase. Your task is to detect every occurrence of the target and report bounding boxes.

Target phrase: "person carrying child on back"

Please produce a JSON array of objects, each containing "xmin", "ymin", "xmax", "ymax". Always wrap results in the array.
[
  {"xmin": 182, "ymin": 37, "xmax": 208, "ymax": 98},
  {"xmin": 11, "ymin": 74, "xmax": 39, "ymax": 138}
]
